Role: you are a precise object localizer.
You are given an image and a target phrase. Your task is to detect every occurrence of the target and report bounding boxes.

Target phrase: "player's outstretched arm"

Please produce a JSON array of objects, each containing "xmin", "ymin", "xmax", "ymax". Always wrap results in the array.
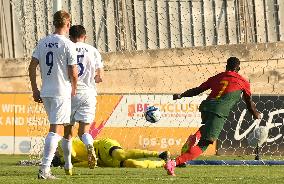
[
  {"xmin": 243, "ymin": 93, "xmax": 261, "ymax": 119},
  {"xmin": 173, "ymin": 87, "xmax": 206, "ymax": 100},
  {"xmin": 68, "ymin": 64, "xmax": 78, "ymax": 96},
  {"xmin": 28, "ymin": 57, "xmax": 42, "ymax": 103}
]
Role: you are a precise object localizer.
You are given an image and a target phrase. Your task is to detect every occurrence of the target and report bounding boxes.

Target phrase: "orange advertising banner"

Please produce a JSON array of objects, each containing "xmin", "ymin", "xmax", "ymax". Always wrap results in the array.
[
  {"xmin": 0, "ymin": 93, "xmax": 49, "ymax": 137},
  {"xmin": 0, "ymin": 93, "xmax": 216, "ymax": 155}
]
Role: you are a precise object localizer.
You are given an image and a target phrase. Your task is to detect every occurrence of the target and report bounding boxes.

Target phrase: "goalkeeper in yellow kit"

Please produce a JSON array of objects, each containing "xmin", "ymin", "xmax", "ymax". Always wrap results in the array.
[{"xmin": 53, "ymin": 137, "xmax": 170, "ymax": 168}]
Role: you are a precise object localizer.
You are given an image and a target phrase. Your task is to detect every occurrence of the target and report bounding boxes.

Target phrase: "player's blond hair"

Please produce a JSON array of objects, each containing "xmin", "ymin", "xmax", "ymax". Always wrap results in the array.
[{"xmin": 53, "ymin": 10, "xmax": 70, "ymax": 28}]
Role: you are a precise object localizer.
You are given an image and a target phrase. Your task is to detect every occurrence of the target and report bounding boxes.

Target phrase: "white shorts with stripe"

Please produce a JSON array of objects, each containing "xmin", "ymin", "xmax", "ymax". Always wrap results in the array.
[
  {"xmin": 71, "ymin": 93, "xmax": 97, "ymax": 124},
  {"xmin": 42, "ymin": 97, "xmax": 71, "ymax": 125}
]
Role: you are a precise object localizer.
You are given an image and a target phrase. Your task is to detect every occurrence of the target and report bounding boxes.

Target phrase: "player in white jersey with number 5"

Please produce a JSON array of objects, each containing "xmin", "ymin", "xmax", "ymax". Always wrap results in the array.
[
  {"xmin": 28, "ymin": 10, "xmax": 78, "ymax": 179},
  {"xmin": 62, "ymin": 25, "xmax": 104, "ymax": 175}
]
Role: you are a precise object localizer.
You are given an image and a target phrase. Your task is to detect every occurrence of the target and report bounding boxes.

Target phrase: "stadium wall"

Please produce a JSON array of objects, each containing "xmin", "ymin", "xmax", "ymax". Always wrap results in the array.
[{"xmin": 0, "ymin": 42, "xmax": 283, "ymax": 94}]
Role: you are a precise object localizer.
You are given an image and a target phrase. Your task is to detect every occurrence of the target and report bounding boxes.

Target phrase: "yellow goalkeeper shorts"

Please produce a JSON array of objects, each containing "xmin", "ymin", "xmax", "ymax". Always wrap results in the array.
[{"xmin": 94, "ymin": 138, "xmax": 123, "ymax": 167}]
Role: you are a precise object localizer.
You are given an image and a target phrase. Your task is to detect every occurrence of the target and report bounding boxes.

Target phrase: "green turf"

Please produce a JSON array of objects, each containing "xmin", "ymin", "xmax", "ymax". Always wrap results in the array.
[{"xmin": 1, "ymin": 155, "xmax": 284, "ymax": 184}]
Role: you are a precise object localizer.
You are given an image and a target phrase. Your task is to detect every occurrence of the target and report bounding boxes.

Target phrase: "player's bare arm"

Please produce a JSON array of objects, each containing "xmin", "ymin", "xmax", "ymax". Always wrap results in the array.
[
  {"xmin": 173, "ymin": 87, "xmax": 206, "ymax": 100},
  {"xmin": 94, "ymin": 68, "xmax": 103, "ymax": 83},
  {"xmin": 243, "ymin": 93, "xmax": 261, "ymax": 119},
  {"xmin": 28, "ymin": 57, "xmax": 42, "ymax": 103},
  {"xmin": 68, "ymin": 64, "xmax": 78, "ymax": 96}
]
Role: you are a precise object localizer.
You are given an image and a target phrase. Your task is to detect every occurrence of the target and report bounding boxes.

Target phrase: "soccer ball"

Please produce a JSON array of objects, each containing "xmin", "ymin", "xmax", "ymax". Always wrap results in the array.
[
  {"xmin": 247, "ymin": 126, "xmax": 269, "ymax": 147},
  {"xmin": 144, "ymin": 106, "xmax": 161, "ymax": 123}
]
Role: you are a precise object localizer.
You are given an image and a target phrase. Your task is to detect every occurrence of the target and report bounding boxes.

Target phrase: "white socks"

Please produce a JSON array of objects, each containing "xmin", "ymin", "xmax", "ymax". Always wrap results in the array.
[
  {"xmin": 40, "ymin": 132, "xmax": 62, "ymax": 172},
  {"xmin": 81, "ymin": 133, "xmax": 94, "ymax": 146},
  {"xmin": 62, "ymin": 138, "xmax": 72, "ymax": 169}
]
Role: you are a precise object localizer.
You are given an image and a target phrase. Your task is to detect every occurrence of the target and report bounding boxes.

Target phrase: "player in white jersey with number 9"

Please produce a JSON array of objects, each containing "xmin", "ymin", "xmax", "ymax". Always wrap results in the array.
[
  {"xmin": 28, "ymin": 10, "xmax": 78, "ymax": 179},
  {"xmin": 62, "ymin": 25, "xmax": 104, "ymax": 175}
]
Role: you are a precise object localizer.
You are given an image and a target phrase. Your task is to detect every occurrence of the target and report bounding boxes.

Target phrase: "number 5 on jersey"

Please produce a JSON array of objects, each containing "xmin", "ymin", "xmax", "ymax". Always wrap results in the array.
[{"xmin": 77, "ymin": 55, "xmax": 84, "ymax": 77}]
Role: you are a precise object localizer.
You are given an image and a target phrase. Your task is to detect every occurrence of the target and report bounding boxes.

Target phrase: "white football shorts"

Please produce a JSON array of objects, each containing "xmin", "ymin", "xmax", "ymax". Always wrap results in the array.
[
  {"xmin": 42, "ymin": 97, "xmax": 71, "ymax": 125},
  {"xmin": 70, "ymin": 93, "xmax": 97, "ymax": 124}
]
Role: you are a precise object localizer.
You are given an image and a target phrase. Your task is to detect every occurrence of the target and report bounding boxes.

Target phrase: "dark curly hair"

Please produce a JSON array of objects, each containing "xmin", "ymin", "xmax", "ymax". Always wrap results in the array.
[{"xmin": 226, "ymin": 57, "xmax": 240, "ymax": 72}]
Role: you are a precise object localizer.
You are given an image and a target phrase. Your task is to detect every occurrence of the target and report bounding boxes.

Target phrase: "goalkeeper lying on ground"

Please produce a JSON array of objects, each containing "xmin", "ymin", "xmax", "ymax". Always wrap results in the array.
[{"xmin": 52, "ymin": 137, "xmax": 170, "ymax": 168}]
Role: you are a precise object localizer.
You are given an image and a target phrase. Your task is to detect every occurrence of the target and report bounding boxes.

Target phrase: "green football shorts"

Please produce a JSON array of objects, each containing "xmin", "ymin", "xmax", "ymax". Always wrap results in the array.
[{"xmin": 200, "ymin": 111, "xmax": 227, "ymax": 142}]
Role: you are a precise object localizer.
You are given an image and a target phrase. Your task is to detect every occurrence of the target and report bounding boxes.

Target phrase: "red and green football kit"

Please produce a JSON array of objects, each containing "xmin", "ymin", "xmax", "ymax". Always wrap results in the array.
[
  {"xmin": 199, "ymin": 71, "xmax": 251, "ymax": 117},
  {"xmin": 176, "ymin": 71, "xmax": 251, "ymax": 166}
]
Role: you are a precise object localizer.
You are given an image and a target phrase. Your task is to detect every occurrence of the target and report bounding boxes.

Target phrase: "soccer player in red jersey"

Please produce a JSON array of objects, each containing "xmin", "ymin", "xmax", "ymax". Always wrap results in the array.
[{"xmin": 164, "ymin": 57, "xmax": 261, "ymax": 176}]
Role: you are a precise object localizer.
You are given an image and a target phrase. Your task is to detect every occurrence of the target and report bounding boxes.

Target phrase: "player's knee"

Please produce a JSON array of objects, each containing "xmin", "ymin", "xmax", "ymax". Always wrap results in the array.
[
  {"xmin": 197, "ymin": 139, "xmax": 212, "ymax": 152},
  {"xmin": 197, "ymin": 139, "xmax": 214, "ymax": 147},
  {"xmin": 112, "ymin": 149, "xmax": 126, "ymax": 161}
]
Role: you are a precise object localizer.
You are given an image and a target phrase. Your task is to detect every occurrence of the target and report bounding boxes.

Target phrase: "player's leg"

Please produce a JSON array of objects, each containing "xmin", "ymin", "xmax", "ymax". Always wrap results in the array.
[
  {"xmin": 112, "ymin": 148, "xmax": 170, "ymax": 161},
  {"xmin": 181, "ymin": 127, "xmax": 202, "ymax": 155},
  {"xmin": 165, "ymin": 112, "xmax": 225, "ymax": 176},
  {"xmin": 112, "ymin": 148, "xmax": 157, "ymax": 160},
  {"xmin": 72, "ymin": 93, "xmax": 97, "ymax": 168},
  {"xmin": 78, "ymin": 122, "xmax": 97, "ymax": 169},
  {"xmin": 39, "ymin": 124, "xmax": 63, "ymax": 179},
  {"xmin": 52, "ymin": 136, "xmax": 79, "ymax": 168},
  {"xmin": 174, "ymin": 139, "xmax": 211, "ymax": 166},
  {"xmin": 108, "ymin": 138, "xmax": 170, "ymax": 161},
  {"xmin": 122, "ymin": 159, "xmax": 165, "ymax": 168},
  {"xmin": 78, "ymin": 123, "xmax": 93, "ymax": 146},
  {"xmin": 38, "ymin": 97, "xmax": 71, "ymax": 179},
  {"xmin": 62, "ymin": 125, "xmax": 73, "ymax": 175}
]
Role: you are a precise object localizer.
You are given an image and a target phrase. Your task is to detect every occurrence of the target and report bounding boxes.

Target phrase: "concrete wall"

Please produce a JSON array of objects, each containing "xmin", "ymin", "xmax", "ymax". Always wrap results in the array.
[
  {"xmin": 1, "ymin": 42, "xmax": 284, "ymax": 95},
  {"xmin": 0, "ymin": 58, "xmax": 29, "ymax": 92}
]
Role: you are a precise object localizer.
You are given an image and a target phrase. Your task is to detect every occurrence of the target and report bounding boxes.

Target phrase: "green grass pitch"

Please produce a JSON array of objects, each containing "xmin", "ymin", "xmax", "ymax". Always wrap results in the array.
[{"xmin": 0, "ymin": 155, "xmax": 283, "ymax": 184}]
